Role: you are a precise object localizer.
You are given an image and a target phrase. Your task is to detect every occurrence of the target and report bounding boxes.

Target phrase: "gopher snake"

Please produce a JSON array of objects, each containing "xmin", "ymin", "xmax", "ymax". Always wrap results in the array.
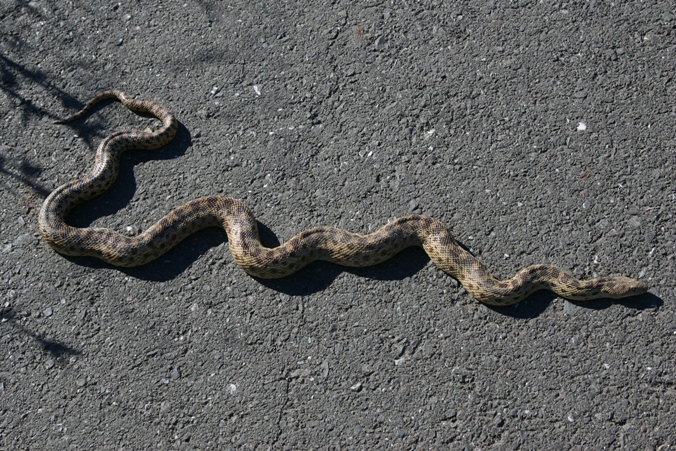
[{"xmin": 39, "ymin": 90, "xmax": 648, "ymax": 306}]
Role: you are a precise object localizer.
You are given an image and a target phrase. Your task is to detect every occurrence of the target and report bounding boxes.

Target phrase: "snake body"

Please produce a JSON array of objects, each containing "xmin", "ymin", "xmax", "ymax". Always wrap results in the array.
[{"xmin": 39, "ymin": 91, "xmax": 648, "ymax": 306}]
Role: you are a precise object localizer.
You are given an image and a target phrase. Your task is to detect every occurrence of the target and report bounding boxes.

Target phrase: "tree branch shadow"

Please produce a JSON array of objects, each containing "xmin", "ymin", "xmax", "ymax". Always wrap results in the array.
[
  {"xmin": 0, "ymin": 53, "xmax": 79, "ymax": 123},
  {"xmin": 0, "ymin": 151, "xmax": 51, "ymax": 199},
  {"xmin": 1, "ymin": 307, "xmax": 81, "ymax": 361}
]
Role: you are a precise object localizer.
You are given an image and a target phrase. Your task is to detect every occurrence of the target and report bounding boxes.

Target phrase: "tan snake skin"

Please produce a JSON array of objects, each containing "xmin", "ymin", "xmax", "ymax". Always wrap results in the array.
[{"xmin": 38, "ymin": 90, "xmax": 648, "ymax": 306}]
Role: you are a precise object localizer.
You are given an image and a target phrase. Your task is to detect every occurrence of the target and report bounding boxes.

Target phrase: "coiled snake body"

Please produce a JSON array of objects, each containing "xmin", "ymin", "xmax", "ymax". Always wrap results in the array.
[{"xmin": 39, "ymin": 91, "xmax": 648, "ymax": 306}]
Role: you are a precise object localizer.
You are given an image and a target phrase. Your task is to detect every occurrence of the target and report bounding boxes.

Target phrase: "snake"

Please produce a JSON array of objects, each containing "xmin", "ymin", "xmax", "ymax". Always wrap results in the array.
[{"xmin": 38, "ymin": 90, "xmax": 648, "ymax": 306}]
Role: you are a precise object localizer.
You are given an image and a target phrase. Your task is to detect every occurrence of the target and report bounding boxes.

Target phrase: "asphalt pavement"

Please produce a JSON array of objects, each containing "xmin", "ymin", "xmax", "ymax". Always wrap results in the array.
[{"xmin": 1, "ymin": 1, "xmax": 674, "ymax": 449}]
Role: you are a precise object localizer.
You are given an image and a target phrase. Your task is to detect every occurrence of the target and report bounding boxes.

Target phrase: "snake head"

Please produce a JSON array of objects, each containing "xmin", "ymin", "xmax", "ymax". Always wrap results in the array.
[{"xmin": 600, "ymin": 276, "xmax": 649, "ymax": 298}]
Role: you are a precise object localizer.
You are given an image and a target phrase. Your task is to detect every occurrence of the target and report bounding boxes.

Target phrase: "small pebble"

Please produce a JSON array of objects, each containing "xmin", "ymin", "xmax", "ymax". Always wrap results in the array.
[
  {"xmin": 628, "ymin": 216, "xmax": 641, "ymax": 228},
  {"xmin": 442, "ymin": 410, "xmax": 457, "ymax": 421},
  {"xmin": 374, "ymin": 36, "xmax": 387, "ymax": 47},
  {"xmin": 563, "ymin": 301, "xmax": 576, "ymax": 315},
  {"xmin": 171, "ymin": 367, "xmax": 181, "ymax": 380}
]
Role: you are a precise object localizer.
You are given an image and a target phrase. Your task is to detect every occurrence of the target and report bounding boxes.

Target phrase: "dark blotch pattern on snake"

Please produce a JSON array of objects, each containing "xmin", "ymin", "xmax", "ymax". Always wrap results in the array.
[{"xmin": 38, "ymin": 91, "xmax": 648, "ymax": 306}]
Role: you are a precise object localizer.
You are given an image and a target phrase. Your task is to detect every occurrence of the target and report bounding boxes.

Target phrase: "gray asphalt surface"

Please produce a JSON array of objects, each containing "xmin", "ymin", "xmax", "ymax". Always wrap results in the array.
[{"xmin": 1, "ymin": 1, "xmax": 674, "ymax": 449}]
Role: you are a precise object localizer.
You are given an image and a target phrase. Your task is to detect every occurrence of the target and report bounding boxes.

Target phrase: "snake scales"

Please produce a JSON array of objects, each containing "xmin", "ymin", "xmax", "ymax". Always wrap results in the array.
[{"xmin": 39, "ymin": 90, "xmax": 648, "ymax": 306}]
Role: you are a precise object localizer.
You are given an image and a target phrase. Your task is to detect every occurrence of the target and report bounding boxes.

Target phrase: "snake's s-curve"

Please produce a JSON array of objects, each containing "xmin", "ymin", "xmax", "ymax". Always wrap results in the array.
[{"xmin": 39, "ymin": 91, "xmax": 649, "ymax": 306}]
